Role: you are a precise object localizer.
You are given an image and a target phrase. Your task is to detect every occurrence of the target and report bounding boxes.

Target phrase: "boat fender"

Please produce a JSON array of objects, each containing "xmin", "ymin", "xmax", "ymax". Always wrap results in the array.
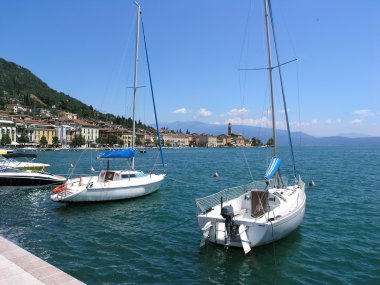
[{"xmin": 51, "ymin": 184, "xmax": 66, "ymax": 194}]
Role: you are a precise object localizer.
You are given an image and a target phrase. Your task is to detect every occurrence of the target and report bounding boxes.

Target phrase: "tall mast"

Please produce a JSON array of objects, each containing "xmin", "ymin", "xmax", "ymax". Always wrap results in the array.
[
  {"xmin": 263, "ymin": 0, "xmax": 277, "ymax": 157},
  {"xmin": 131, "ymin": 2, "xmax": 141, "ymax": 170},
  {"xmin": 267, "ymin": 0, "xmax": 297, "ymax": 180}
]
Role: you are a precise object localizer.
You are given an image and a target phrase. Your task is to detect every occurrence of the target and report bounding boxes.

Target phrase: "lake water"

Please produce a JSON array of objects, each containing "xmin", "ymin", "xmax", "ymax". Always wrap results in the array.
[{"xmin": 0, "ymin": 147, "xmax": 379, "ymax": 284}]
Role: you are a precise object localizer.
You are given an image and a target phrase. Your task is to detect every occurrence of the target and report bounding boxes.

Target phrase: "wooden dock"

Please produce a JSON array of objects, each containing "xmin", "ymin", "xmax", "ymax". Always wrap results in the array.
[{"xmin": 0, "ymin": 236, "xmax": 85, "ymax": 285}]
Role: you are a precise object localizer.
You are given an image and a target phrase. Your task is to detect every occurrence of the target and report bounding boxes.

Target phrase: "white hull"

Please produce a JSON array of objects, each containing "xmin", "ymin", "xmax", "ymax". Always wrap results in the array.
[
  {"xmin": 0, "ymin": 160, "xmax": 50, "ymax": 171},
  {"xmin": 197, "ymin": 179, "xmax": 306, "ymax": 250},
  {"xmin": 51, "ymin": 171, "xmax": 165, "ymax": 202}
]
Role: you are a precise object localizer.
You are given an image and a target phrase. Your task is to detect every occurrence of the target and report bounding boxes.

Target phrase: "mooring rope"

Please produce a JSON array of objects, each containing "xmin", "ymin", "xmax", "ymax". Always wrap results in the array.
[{"xmin": 147, "ymin": 215, "xmax": 194, "ymax": 239}]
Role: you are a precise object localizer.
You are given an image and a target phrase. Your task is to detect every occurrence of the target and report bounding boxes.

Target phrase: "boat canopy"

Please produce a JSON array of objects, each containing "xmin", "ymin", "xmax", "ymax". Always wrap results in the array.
[
  {"xmin": 97, "ymin": 149, "xmax": 135, "ymax": 160},
  {"xmin": 3, "ymin": 153, "xmax": 37, "ymax": 159},
  {"xmin": 264, "ymin": 157, "xmax": 281, "ymax": 180}
]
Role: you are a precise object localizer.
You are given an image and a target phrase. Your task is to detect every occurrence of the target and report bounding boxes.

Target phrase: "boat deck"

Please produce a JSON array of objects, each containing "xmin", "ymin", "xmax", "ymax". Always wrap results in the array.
[{"xmin": 0, "ymin": 236, "xmax": 84, "ymax": 285}]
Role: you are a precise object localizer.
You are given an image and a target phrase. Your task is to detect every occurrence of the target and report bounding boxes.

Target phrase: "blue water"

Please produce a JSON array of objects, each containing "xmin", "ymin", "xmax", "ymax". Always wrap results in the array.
[{"xmin": 0, "ymin": 147, "xmax": 379, "ymax": 284}]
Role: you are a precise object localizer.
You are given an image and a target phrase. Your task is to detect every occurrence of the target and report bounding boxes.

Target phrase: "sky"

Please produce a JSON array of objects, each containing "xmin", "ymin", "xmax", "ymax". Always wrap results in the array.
[{"xmin": 0, "ymin": 0, "xmax": 379, "ymax": 137}]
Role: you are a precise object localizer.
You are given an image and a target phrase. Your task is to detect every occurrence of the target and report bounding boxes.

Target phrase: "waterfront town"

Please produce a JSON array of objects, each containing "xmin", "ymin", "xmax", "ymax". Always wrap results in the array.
[{"xmin": 0, "ymin": 103, "xmax": 254, "ymax": 149}]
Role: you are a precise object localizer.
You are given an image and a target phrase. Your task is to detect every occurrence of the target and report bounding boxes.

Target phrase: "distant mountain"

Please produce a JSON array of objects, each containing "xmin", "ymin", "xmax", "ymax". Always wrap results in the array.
[
  {"xmin": 159, "ymin": 121, "xmax": 380, "ymax": 147},
  {"xmin": 337, "ymin": 133, "xmax": 370, "ymax": 138}
]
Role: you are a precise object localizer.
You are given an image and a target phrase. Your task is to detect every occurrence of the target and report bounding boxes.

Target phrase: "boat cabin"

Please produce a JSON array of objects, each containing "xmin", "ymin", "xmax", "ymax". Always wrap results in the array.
[{"xmin": 98, "ymin": 170, "xmax": 146, "ymax": 182}]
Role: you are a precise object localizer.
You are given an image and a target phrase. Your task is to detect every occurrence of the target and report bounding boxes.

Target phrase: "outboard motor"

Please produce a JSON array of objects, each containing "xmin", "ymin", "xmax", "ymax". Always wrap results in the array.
[{"xmin": 221, "ymin": 204, "xmax": 234, "ymax": 246}]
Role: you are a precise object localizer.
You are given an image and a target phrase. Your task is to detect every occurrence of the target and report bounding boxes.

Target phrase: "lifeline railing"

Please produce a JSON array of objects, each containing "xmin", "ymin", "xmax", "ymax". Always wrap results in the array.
[{"xmin": 195, "ymin": 181, "xmax": 267, "ymax": 214}]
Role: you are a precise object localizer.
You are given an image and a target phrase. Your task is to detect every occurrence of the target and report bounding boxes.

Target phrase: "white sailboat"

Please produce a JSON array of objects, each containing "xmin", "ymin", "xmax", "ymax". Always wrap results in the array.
[
  {"xmin": 196, "ymin": 0, "xmax": 306, "ymax": 255},
  {"xmin": 51, "ymin": 3, "xmax": 166, "ymax": 203}
]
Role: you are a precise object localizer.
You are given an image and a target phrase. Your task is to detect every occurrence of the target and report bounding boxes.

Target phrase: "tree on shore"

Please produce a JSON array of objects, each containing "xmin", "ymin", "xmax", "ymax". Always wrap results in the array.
[
  {"xmin": 251, "ymin": 137, "xmax": 262, "ymax": 146},
  {"xmin": 266, "ymin": 137, "xmax": 274, "ymax": 146},
  {"xmin": 52, "ymin": 136, "xmax": 59, "ymax": 147},
  {"xmin": 0, "ymin": 134, "xmax": 11, "ymax": 146},
  {"xmin": 39, "ymin": 136, "xmax": 48, "ymax": 147},
  {"xmin": 70, "ymin": 134, "xmax": 85, "ymax": 148},
  {"xmin": 97, "ymin": 135, "xmax": 123, "ymax": 146},
  {"xmin": 18, "ymin": 133, "xmax": 29, "ymax": 145}
]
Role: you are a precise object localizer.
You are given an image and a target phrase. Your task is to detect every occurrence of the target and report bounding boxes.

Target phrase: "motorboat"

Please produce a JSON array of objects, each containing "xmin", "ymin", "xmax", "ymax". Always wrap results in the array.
[
  {"xmin": 0, "ymin": 153, "xmax": 50, "ymax": 171},
  {"xmin": 0, "ymin": 167, "xmax": 66, "ymax": 186}
]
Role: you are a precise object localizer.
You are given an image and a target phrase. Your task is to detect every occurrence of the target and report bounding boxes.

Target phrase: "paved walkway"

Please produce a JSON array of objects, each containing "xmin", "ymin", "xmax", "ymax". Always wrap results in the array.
[{"xmin": 0, "ymin": 236, "xmax": 85, "ymax": 285}]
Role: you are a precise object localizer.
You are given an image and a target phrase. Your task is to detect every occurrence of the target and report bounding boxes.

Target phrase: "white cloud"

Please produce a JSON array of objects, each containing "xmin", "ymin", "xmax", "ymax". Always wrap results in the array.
[
  {"xmin": 263, "ymin": 109, "xmax": 272, "ymax": 116},
  {"xmin": 173, "ymin": 107, "xmax": 190, "ymax": 114},
  {"xmin": 352, "ymin": 109, "xmax": 372, "ymax": 116},
  {"xmin": 226, "ymin": 116, "xmax": 270, "ymax": 127},
  {"xmin": 280, "ymin": 108, "xmax": 291, "ymax": 113},
  {"xmin": 325, "ymin": 119, "xmax": 332, "ymax": 125},
  {"xmin": 351, "ymin": 119, "xmax": 362, "ymax": 125},
  {"xmin": 311, "ymin": 119, "xmax": 318, "ymax": 125},
  {"xmin": 227, "ymin": 108, "xmax": 249, "ymax": 116},
  {"xmin": 197, "ymin": 108, "xmax": 212, "ymax": 117},
  {"xmin": 290, "ymin": 121, "xmax": 311, "ymax": 127}
]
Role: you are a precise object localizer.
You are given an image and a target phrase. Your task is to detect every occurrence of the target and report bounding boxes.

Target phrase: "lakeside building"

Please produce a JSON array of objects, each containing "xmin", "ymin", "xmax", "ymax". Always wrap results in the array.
[
  {"xmin": 0, "ymin": 116, "xmax": 17, "ymax": 143},
  {"xmin": 217, "ymin": 134, "xmax": 232, "ymax": 147},
  {"xmin": 13, "ymin": 119, "xmax": 56, "ymax": 145},
  {"xmin": 32, "ymin": 121, "xmax": 57, "ymax": 145},
  {"xmin": 58, "ymin": 111, "xmax": 78, "ymax": 120},
  {"xmin": 1, "ymin": 106, "xmax": 250, "ymax": 148},
  {"xmin": 56, "ymin": 125, "xmax": 76, "ymax": 146},
  {"xmin": 5, "ymin": 103, "xmax": 30, "ymax": 114},
  {"xmin": 199, "ymin": 134, "xmax": 217, "ymax": 147},
  {"xmin": 99, "ymin": 128, "xmax": 132, "ymax": 147},
  {"xmin": 71, "ymin": 119, "xmax": 99, "ymax": 147},
  {"xmin": 161, "ymin": 133, "xmax": 190, "ymax": 147}
]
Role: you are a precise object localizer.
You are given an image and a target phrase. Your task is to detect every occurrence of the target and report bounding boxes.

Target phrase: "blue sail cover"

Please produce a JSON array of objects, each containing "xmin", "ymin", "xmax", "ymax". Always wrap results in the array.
[
  {"xmin": 97, "ymin": 149, "xmax": 135, "ymax": 160},
  {"xmin": 264, "ymin": 157, "xmax": 282, "ymax": 180}
]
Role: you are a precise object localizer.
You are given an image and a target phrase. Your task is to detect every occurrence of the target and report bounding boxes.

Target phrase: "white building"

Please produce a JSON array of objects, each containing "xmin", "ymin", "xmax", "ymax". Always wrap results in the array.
[{"xmin": 0, "ymin": 117, "xmax": 17, "ymax": 144}]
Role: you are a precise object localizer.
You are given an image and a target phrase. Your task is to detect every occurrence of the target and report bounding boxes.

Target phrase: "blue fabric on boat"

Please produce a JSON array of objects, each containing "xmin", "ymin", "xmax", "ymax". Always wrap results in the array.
[
  {"xmin": 264, "ymin": 157, "xmax": 281, "ymax": 179},
  {"xmin": 97, "ymin": 149, "xmax": 135, "ymax": 160}
]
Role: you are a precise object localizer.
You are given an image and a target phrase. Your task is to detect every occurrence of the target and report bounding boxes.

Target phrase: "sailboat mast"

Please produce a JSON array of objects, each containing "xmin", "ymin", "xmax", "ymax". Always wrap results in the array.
[
  {"xmin": 263, "ymin": 0, "xmax": 277, "ymax": 157},
  {"xmin": 131, "ymin": 2, "xmax": 141, "ymax": 170}
]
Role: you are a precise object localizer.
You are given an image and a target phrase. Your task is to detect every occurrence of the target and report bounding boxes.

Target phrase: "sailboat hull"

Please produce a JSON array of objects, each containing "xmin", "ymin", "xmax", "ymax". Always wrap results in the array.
[
  {"xmin": 197, "ymin": 180, "xmax": 306, "ymax": 249},
  {"xmin": 51, "ymin": 173, "xmax": 165, "ymax": 202}
]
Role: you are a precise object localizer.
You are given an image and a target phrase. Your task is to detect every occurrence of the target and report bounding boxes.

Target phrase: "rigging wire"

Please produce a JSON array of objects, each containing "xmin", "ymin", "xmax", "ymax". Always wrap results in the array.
[
  {"xmin": 267, "ymin": 0, "xmax": 297, "ymax": 180},
  {"xmin": 68, "ymin": 149, "xmax": 86, "ymax": 180},
  {"xmin": 140, "ymin": 13, "xmax": 165, "ymax": 170},
  {"xmin": 296, "ymin": 61, "xmax": 302, "ymax": 147}
]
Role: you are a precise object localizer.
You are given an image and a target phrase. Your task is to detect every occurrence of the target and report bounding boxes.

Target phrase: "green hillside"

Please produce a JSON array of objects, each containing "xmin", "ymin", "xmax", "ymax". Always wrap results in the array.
[
  {"xmin": 0, "ymin": 58, "xmax": 151, "ymax": 130},
  {"xmin": 0, "ymin": 58, "xmax": 97, "ymax": 117}
]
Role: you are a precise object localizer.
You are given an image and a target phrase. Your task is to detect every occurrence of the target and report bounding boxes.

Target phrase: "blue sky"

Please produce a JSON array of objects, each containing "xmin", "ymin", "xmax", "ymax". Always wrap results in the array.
[{"xmin": 1, "ymin": 0, "xmax": 379, "ymax": 137}]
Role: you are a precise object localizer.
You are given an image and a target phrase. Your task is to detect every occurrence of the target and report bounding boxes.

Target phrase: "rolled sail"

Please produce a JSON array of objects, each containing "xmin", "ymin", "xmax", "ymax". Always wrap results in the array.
[
  {"xmin": 264, "ymin": 157, "xmax": 281, "ymax": 179},
  {"xmin": 97, "ymin": 149, "xmax": 135, "ymax": 160}
]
